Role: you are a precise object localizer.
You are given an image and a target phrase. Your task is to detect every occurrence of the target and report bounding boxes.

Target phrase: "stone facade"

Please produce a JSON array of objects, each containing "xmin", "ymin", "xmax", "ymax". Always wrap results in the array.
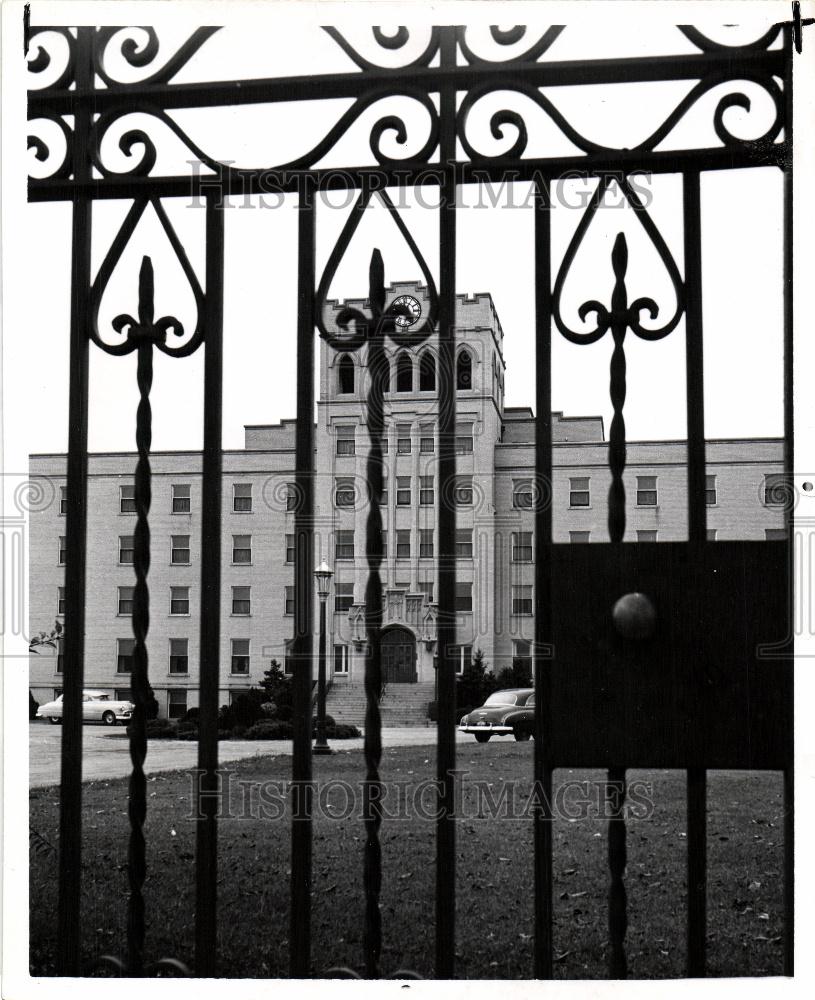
[{"xmin": 29, "ymin": 284, "xmax": 785, "ymax": 717}]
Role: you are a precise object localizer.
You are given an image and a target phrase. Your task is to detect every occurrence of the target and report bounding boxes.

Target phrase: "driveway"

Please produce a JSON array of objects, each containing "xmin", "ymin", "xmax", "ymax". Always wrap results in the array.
[{"xmin": 29, "ymin": 721, "xmax": 472, "ymax": 788}]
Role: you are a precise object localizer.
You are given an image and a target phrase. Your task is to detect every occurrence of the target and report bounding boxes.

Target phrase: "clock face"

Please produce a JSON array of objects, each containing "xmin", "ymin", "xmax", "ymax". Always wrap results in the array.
[{"xmin": 392, "ymin": 294, "xmax": 422, "ymax": 328}]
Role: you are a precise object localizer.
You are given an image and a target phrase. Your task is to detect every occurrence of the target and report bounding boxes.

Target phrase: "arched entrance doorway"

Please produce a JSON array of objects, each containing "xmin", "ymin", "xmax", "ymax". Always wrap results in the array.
[{"xmin": 381, "ymin": 626, "xmax": 417, "ymax": 683}]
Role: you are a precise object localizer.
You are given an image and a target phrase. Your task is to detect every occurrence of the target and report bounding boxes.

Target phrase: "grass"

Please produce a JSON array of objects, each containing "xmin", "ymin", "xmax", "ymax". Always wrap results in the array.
[{"xmin": 29, "ymin": 743, "xmax": 785, "ymax": 978}]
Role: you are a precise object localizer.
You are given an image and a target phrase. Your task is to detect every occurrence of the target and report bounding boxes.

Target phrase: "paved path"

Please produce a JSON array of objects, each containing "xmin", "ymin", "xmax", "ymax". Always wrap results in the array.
[{"xmin": 29, "ymin": 722, "xmax": 474, "ymax": 788}]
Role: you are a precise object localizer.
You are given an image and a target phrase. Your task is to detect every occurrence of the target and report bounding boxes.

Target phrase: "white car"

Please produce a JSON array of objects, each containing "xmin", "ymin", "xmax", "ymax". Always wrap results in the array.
[{"xmin": 36, "ymin": 690, "xmax": 134, "ymax": 726}]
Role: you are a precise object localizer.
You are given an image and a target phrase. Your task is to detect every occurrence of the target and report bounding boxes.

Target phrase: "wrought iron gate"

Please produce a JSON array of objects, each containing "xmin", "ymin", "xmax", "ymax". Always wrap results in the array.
[{"xmin": 27, "ymin": 19, "xmax": 794, "ymax": 979}]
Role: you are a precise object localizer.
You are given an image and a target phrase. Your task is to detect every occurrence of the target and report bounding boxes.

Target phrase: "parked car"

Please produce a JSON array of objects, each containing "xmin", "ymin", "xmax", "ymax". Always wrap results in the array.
[
  {"xmin": 36, "ymin": 690, "xmax": 134, "ymax": 726},
  {"xmin": 458, "ymin": 688, "xmax": 536, "ymax": 742}
]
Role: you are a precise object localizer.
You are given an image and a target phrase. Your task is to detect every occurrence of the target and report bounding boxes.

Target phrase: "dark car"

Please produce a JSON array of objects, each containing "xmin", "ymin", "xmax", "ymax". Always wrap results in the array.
[{"xmin": 458, "ymin": 688, "xmax": 535, "ymax": 742}]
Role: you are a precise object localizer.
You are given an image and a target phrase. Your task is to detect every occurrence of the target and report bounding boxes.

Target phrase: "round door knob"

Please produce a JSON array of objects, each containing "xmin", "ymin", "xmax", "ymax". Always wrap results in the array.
[{"xmin": 612, "ymin": 592, "xmax": 656, "ymax": 640}]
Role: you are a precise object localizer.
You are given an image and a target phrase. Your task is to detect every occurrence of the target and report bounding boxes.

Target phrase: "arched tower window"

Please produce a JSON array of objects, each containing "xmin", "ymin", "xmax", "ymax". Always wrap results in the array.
[
  {"xmin": 419, "ymin": 351, "xmax": 436, "ymax": 391},
  {"xmin": 456, "ymin": 349, "xmax": 473, "ymax": 391},
  {"xmin": 338, "ymin": 355, "xmax": 354, "ymax": 394},
  {"xmin": 396, "ymin": 352, "xmax": 413, "ymax": 393}
]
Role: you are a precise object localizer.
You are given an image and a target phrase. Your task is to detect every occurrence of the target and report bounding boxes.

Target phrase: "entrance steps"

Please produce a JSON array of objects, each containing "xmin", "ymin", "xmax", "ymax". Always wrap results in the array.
[{"xmin": 326, "ymin": 681, "xmax": 435, "ymax": 727}]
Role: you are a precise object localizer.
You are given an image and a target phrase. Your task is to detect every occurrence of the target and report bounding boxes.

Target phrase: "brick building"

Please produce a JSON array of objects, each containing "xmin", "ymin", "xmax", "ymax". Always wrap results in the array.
[{"xmin": 28, "ymin": 283, "xmax": 785, "ymax": 719}]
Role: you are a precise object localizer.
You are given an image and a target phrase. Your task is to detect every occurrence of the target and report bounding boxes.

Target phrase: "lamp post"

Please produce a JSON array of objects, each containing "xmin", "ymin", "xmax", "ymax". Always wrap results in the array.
[{"xmin": 314, "ymin": 561, "xmax": 333, "ymax": 755}]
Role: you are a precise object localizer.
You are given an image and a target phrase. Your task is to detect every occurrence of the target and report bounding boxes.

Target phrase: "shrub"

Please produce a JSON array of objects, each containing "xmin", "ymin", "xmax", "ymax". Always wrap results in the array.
[
  {"xmin": 244, "ymin": 720, "xmax": 293, "ymax": 741},
  {"xmin": 456, "ymin": 647, "xmax": 498, "ymax": 709},
  {"xmin": 218, "ymin": 704, "xmax": 236, "ymax": 730},
  {"xmin": 312, "ymin": 714, "xmax": 336, "ymax": 734},
  {"xmin": 231, "ymin": 692, "xmax": 266, "ymax": 728},
  {"xmin": 176, "ymin": 720, "xmax": 198, "ymax": 741},
  {"xmin": 180, "ymin": 707, "xmax": 200, "ymax": 724},
  {"xmin": 325, "ymin": 723, "xmax": 360, "ymax": 739},
  {"xmin": 29, "ymin": 691, "xmax": 39, "ymax": 720}
]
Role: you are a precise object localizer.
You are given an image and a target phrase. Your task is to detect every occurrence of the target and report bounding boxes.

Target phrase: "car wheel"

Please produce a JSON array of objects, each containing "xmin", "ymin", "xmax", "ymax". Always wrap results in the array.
[
  {"xmin": 49, "ymin": 717, "xmax": 61, "ymax": 725},
  {"xmin": 102, "ymin": 711, "xmax": 117, "ymax": 726},
  {"xmin": 474, "ymin": 732, "xmax": 491, "ymax": 743},
  {"xmin": 513, "ymin": 729, "xmax": 531, "ymax": 742}
]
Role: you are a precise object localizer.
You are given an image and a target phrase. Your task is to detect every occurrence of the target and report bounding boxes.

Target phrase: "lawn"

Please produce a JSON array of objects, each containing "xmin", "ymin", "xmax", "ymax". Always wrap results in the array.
[{"xmin": 29, "ymin": 743, "xmax": 785, "ymax": 978}]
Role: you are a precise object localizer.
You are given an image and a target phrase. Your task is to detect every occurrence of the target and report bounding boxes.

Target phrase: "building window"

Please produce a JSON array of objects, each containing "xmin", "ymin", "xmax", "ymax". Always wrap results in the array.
[
  {"xmin": 420, "ymin": 476, "xmax": 434, "ymax": 506},
  {"xmin": 395, "ymin": 353, "xmax": 412, "ymax": 392},
  {"xmin": 59, "ymin": 486, "xmax": 68, "ymax": 515},
  {"xmin": 232, "ymin": 534, "xmax": 251, "ymax": 564},
  {"xmin": 397, "ymin": 424, "xmax": 412, "ymax": 454},
  {"xmin": 171, "ymin": 535, "xmax": 191, "ymax": 564},
  {"xmin": 119, "ymin": 535, "xmax": 134, "ymax": 564},
  {"xmin": 512, "ymin": 531, "xmax": 533, "ymax": 562},
  {"xmin": 172, "ymin": 483, "xmax": 191, "ymax": 513},
  {"xmin": 117, "ymin": 638, "xmax": 134, "ymax": 674},
  {"xmin": 454, "ymin": 476, "xmax": 473, "ymax": 506},
  {"xmin": 233, "ymin": 483, "xmax": 253, "ymax": 513},
  {"xmin": 286, "ymin": 483, "xmax": 297, "ymax": 511},
  {"xmin": 707, "ymin": 529, "xmax": 717, "ymax": 541},
  {"xmin": 456, "ymin": 529, "xmax": 473, "ymax": 559},
  {"xmin": 336, "ymin": 529, "xmax": 355, "ymax": 560},
  {"xmin": 333, "ymin": 644, "xmax": 349, "ymax": 674},
  {"xmin": 285, "ymin": 534, "xmax": 295, "ymax": 563},
  {"xmin": 57, "ymin": 586, "xmax": 66, "ymax": 616},
  {"xmin": 336, "ymin": 425, "xmax": 356, "ymax": 456},
  {"xmin": 455, "ymin": 582, "xmax": 472, "ymax": 612},
  {"xmin": 232, "ymin": 586, "xmax": 251, "ymax": 615},
  {"xmin": 120, "ymin": 484, "xmax": 136, "ymax": 514},
  {"xmin": 765, "ymin": 528, "xmax": 787, "ymax": 540},
  {"xmin": 338, "ymin": 354, "xmax": 354, "ymax": 394},
  {"xmin": 569, "ymin": 476, "xmax": 590, "ymax": 508},
  {"xmin": 513, "ymin": 639, "xmax": 532, "ymax": 677},
  {"xmin": 170, "ymin": 586, "xmax": 190, "ymax": 615},
  {"xmin": 58, "ymin": 536, "xmax": 66, "ymax": 565},
  {"xmin": 456, "ymin": 422, "xmax": 474, "ymax": 455},
  {"xmin": 169, "ymin": 638, "xmax": 189, "ymax": 674},
  {"xmin": 420, "ymin": 423, "xmax": 435, "ymax": 453},
  {"xmin": 418, "ymin": 581, "xmax": 434, "ymax": 602},
  {"xmin": 167, "ymin": 690, "xmax": 188, "ymax": 719},
  {"xmin": 284, "ymin": 587, "xmax": 295, "ymax": 616},
  {"xmin": 569, "ymin": 531, "xmax": 591, "ymax": 543},
  {"xmin": 456, "ymin": 349, "xmax": 473, "ymax": 390},
  {"xmin": 636, "ymin": 475, "xmax": 658, "ymax": 506},
  {"xmin": 705, "ymin": 474, "xmax": 717, "ymax": 506},
  {"xmin": 451, "ymin": 644, "xmax": 472, "ymax": 676},
  {"xmin": 419, "ymin": 351, "xmax": 436, "ymax": 391},
  {"xmin": 637, "ymin": 530, "xmax": 658, "ymax": 542},
  {"xmin": 231, "ymin": 639, "xmax": 250, "ymax": 675},
  {"xmin": 513, "ymin": 480, "xmax": 533, "ymax": 509},
  {"xmin": 335, "ymin": 479, "xmax": 356, "ymax": 508},
  {"xmin": 396, "ymin": 530, "xmax": 411, "ymax": 559},
  {"xmin": 512, "ymin": 585, "xmax": 533, "ymax": 616},
  {"xmin": 396, "ymin": 477, "xmax": 411, "ymax": 506},
  {"xmin": 117, "ymin": 586, "xmax": 133, "ymax": 615},
  {"xmin": 764, "ymin": 473, "xmax": 785, "ymax": 506},
  {"xmin": 56, "ymin": 640, "xmax": 64, "ymax": 674},
  {"xmin": 420, "ymin": 529, "xmax": 434, "ymax": 559},
  {"xmin": 335, "ymin": 582, "xmax": 354, "ymax": 614},
  {"xmin": 379, "ymin": 473, "xmax": 388, "ymax": 507}
]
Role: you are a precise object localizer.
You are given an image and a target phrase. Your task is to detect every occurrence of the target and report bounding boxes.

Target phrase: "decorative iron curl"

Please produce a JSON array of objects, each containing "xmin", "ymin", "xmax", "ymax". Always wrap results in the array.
[
  {"xmin": 90, "ymin": 198, "xmax": 205, "ymax": 358},
  {"xmin": 553, "ymin": 175, "xmax": 685, "ymax": 345},
  {"xmin": 26, "ymin": 27, "xmax": 76, "ymax": 90},
  {"xmin": 324, "ymin": 26, "xmax": 441, "ymax": 70},
  {"xmin": 27, "ymin": 113, "xmax": 74, "ymax": 180},
  {"xmin": 457, "ymin": 72, "xmax": 784, "ymax": 162},
  {"xmin": 456, "ymin": 25, "xmax": 564, "ymax": 65},
  {"xmin": 678, "ymin": 24, "xmax": 782, "ymax": 52},
  {"xmin": 325, "ymin": 967, "xmax": 423, "ymax": 979},
  {"xmin": 92, "ymin": 954, "xmax": 192, "ymax": 977},
  {"xmin": 92, "ymin": 26, "xmax": 220, "ymax": 87}
]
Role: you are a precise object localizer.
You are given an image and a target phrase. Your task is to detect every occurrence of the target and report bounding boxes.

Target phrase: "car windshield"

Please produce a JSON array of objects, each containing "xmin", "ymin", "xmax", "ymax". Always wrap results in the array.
[{"xmin": 484, "ymin": 692, "xmax": 517, "ymax": 707}]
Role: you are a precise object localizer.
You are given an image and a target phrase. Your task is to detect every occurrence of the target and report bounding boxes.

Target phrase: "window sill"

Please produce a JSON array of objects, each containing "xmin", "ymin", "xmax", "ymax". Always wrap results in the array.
[
  {"xmin": 168, "ymin": 673, "xmax": 189, "ymax": 678},
  {"xmin": 230, "ymin": 562, "xmax": 253, "ymax": 567},
  {"xmin": 169, "ymin": 612, "xmax": 190, "ymax": 617},
  {"xmin": 170, "ymin": 562, "xmax": 192, "ymax": 567},
  {"xmin": 230, "ymin": 613, "xmax": 252, "ymax": 618}
]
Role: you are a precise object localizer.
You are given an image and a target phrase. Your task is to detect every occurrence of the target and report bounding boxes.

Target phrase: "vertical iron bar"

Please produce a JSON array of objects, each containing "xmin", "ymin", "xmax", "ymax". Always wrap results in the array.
[
  {"xmin": 57, "ymin": 25, "xmax": 93, "ymax": 977},
  {"xmin": 363, "ymin": 250, "xmax": 386, "ymax": 978},
  {"xmin": 782, "ymin": 23, "xmax": 794, "ymax": 978},
  {"xmin": 127, "ymin": 307, "xmax": 156, "ymax": 977},
  {"xmin": 533, "ymin": 178, "xmax": 554, "ymax": 979},
  {"xmin": 435, "ymin": 23, "xmax": 457, "ymax": 980},
  {"xmin": 683, "ymin": 170, "xmax": 708, "ymax": 977},
  {"xmin": 195, "ymin": 193, "xmax": 225, "ymax": 976},
  {"xmin": 290, "ymin": 179, "xmax": 316, "ymax": 978},
  {"xmin": 607, "ymin": 767, "xmax": 628, "ymax": 978}
]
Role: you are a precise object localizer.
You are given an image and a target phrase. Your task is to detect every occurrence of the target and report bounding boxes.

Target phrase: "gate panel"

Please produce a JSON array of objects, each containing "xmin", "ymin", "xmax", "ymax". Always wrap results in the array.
[{"xmin": 548, "ymin": 540, "xmax": 791, "ymax": 769}]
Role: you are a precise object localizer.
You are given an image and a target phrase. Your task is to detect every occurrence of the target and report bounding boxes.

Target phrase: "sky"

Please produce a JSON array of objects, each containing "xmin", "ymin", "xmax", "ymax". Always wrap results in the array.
[{"xmin": 17, "ymin": 10, "xmax": 787, "ymax": 455}]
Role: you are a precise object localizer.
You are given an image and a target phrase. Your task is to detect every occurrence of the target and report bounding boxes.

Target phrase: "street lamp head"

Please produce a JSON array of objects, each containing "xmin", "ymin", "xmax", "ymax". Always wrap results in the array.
[{"xmin": 314, "ymin": 561, "xmax": 333, "ymax": 599}]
